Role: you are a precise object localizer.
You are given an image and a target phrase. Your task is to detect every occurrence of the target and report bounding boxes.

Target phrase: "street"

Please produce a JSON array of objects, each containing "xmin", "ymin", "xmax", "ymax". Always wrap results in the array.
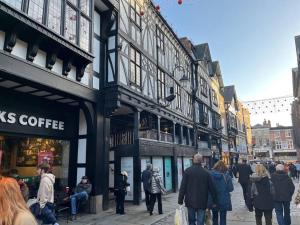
[{"xmin": 59, "ymin": 178, "xmax": 300, "ymax": 225}]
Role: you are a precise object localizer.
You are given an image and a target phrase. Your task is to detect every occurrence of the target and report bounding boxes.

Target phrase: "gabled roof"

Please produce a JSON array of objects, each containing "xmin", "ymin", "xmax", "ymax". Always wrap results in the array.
[
  {"xmin": 211, "ymin": 61, "xmax": 224, "ymax": 88},
  {"xmin": 223, "ymin": 85, "xmax": 237, "ymax": 104},
  {"xmin": 193, "ymin": 43, "xmax": 212, "ymax": 62}
]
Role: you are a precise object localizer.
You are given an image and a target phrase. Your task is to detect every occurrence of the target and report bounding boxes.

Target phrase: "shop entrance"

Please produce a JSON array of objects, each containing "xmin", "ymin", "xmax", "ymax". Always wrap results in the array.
[{"xmin": 0, "ymin": 134, "xmax": 70, "ymax": 198}]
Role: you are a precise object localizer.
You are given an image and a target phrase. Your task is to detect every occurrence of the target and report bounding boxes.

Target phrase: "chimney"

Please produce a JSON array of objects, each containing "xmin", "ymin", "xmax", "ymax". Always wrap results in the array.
[{"xmin": 180, "ymin": 37, "xmax": 193, "ymax": 55}]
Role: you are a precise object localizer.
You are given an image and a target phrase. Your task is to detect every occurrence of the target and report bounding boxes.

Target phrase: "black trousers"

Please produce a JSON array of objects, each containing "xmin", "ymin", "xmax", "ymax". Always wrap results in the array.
[
  {"xmin": 149, "ymin": 193, "xmax": 162, "ymax": 214},
  {"xmin": 145, "ymin": 190, "xmax": 151, "ymax": 210},
  {"xmin": 255, "ymin": 208, "xmax": 272, "ymax": 225},
  {"xmin": 240, "ymin": 182, "xmax": 248, "ymax": 202},
  {"xmin": 115, "ymin": 190, "xmax": 126, "ymax": 214}
]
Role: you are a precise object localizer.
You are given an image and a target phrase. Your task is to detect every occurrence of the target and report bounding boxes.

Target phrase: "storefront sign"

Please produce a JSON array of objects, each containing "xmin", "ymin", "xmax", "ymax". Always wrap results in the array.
[{"xmin": 0, "ymin": 110, "xmax": 64, "ymax": 131}]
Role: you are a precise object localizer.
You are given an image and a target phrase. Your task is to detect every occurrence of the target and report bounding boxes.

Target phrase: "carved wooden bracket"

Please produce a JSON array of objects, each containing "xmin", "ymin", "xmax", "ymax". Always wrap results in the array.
[
  {"xmin": 62, "ymin": 60, "xmax": 72, "ymax": 76},
  {"xmin": 3, "ymin": 31, "xmax": 17, "ymax": 52},
  {"xmin": 46, "ymin": 52, "xmax": 57, "ymax": 70},
  {"xmin": 26, "ymin": 42, "xmax": 39, "ymax": 62},
  {"xmin": 76, "ymin": 63, "xmax": 88, "ymax": 82}
]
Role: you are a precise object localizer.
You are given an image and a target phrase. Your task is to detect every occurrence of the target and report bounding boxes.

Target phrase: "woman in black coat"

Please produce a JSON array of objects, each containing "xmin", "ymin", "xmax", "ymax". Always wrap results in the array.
[
  {"xmin": 114, "ymin": 171, "xmax": 130, "ymax": 214},
  {"xmin": 249, "ymin": 164, "xmax": 274, "ymax": 225}
]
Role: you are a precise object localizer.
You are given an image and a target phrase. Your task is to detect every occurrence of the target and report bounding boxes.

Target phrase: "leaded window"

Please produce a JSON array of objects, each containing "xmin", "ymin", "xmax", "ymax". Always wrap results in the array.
[
  {"xmin": 157, "ymin": 28, "xmax": 164, "ymax": 52},
  {"xmin": 200, "ymin": 77, "xmax": 208, "ymax": 97},
  {"xmin": 65, "ymin": 5, "xmax": 77, "ymax": 43},
  {"xmin": 28, "ymin": 0, "xmax": 44, "ymax": 23},
  {"xmin": 80, "ymin": 16, "xmax": 90, "ymax": 51},
  {"xmin": 130, "ymin": 47, "xmax": 141, "ymax": 87},
  {"xmin": 130, "ymin": 0, "xmax": 141, "ymax": 27},
  {"xmin": 200, "ymin": 103, "xmax": 209, "ymax": 125},
  {"xmin": 212, "ymin": 90, "xmax": 218, "ymax": 106},
  {"xmin": 48, "ymin": 0, "xmax": 62, "ymax": 34},
  {"xmin": 187, "ymin": 94, "xmax": 192, "ymax": 117},
  {"xmin": 2, "ymin": 0, "xmax": 22, "ymax": 9},
  {"xmin": 158, "ymin": 69, "xmax": 165, "ymax": 99},
  {"xmin": 175, "ymin": 83, "xmax": 181, "ymax": 109}
]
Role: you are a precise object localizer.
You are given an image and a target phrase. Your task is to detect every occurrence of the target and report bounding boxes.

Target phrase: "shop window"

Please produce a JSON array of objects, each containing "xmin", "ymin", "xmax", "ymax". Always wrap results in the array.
[
  {"xmin": 0, "ymin": 136, "xmax": 70, "ymax": 191},
  {"xmin": 130, "ymin": 47, "xmax": 141, "ymax": 88},
  {"xmin": 28, "ymin": 0, "xmax": 44, "ymax": 23},
  {"xmin": 48, "ymin": 0, "xmax": 62, "ymax": 34},
  {"xmin": 158, "ymin": 68, "xmax": 166, "ymax": 99}
]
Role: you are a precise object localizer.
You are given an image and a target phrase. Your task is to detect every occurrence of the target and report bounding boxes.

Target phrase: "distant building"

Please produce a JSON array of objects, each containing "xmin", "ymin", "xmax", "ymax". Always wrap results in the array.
[{"xmin": 252, "ymin": 120, "xmax": 272, "ymax": 159}]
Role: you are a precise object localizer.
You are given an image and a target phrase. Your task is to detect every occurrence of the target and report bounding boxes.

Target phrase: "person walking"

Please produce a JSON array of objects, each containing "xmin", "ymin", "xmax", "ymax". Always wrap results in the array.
[
  {"xmin": 295, "ymin": 184, "xmax": 300, "ymax": 207},
  {"xmin": 178, "ymin": 153, "xmax": 217, "ymax": 225},
  {"xmin": 70, "ymin": 176, "xmax": 92, "ymax": 220},
  {"xmin": 250, "ymin": 164, "xmax": 274, "ymax": 225},
  {"xmin": 294, "ymin": 161, "xmax": 300, "ymax": 180},
  {"xmin": 271, "ymin": 164, "xmax": 295, "ymax": 225},
  {"xmin": 36, "ymin": 163, "xmax": 59, "ymax": 225},
  {"xmin": 114, "ymin": 171, "xmax": 130, "ymax": 214},
  {"xmin": 208, "ymin": 160, "xmax": 234, "ymax": 225},
  {"xmin": 141, "ymin": 163, "xmax": 152, "ymax": 211},
  {"xmin": 0, "ymin": 176, "xmax": 38, "ymax": 225},
  {"xmin": 149, "ymin": 167, "xmax": 166, "ymax": 215},
  {"xmin": 236, "ymin": 159, "xmax": 253, "ymax": 204}
]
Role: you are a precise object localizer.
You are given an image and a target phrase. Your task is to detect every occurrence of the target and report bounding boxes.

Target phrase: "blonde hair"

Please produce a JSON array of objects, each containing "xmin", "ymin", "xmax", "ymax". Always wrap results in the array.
[
  {"xmin": 213, "ymin": 160, "xmax": 228, "ymax": 173},
  {"xmin": 255, "ymin": 164, "xmax": 269, "ymax": 177},
  {"xmin": 0, "ymin": 176, "xmax": 35, "ymax": 225}
]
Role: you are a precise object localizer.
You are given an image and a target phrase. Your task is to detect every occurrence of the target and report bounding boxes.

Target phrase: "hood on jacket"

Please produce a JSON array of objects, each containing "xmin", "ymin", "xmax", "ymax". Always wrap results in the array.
[
  {"xmin": 250, "ymin": 173, "xmax": 269, "ymax": 183},
  {"xmin": 211, "ymin": 170, "xmax": 224, "ymax": 180},
  {"xmin": 272, "ymin": 171, "xmax": 289, "ymax": 182},
  {"xmin": 41, "ymin": 173, "xmax": 55, "ymax": 184}
]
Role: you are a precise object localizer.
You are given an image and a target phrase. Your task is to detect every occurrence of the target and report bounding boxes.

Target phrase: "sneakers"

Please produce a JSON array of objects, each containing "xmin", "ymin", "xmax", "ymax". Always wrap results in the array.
[
  {"xmin": 54, "ymin": 223, "xmax": 59, "ymax": 225},
  {"xmin": 71, "ymin": 214, "xmax": 77, "ymax": 221}
]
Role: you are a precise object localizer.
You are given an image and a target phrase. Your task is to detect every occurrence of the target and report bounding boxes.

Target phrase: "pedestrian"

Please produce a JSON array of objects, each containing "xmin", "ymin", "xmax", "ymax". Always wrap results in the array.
[
  {"xmin": 295, "ymin": 184, "xmax": 300, "ymax": 207},
  {"xmin": 70, "ymin": 176, "xmax": 92, "ymax": 220},
  {"xmin": 208, "ymin": 160, "xmax": 234, "ymax": 225},
  {"xmin": 114, "ymin": 171, "xmax": 130, "ymax": 214},
  {"xmin": 268, "ymin": 163, "xmax": 276, "ymax": 175},
  {"xmin": 288, "ymin": 164, "xmax": 297, "ymax": 180},
  {"xmin": 236, "ymin": 159, "xmax": 253, "ymax": 204},
  {"xmin": 294, "ymin": 161, "xmax": 300, "ymax": 180},
  {"xmin": 149, "ymin": 167, "xmax": 166, "ymax": 215},
  {"xmin": 141, "ymin": 163, "xmax": 152, "ymax": 211},
  {"xmin": 178, "ymin": 153, "xmax": 217, "ymax": 225},
  {"xmin": 0, "ymin": 176, "xmax": 38, "ymax": 225},
  {"xmin": 249, "ymin": 164, "xmax": 274, "ymax": 225},
  {"xmin": 271, "ymin": 164, "xmax": 295, "ymax": 225},
  {"xmin": 36, "ymin": 163, "xmax": 59, "ymax": 225},
  {"xmin": 227, "ymin": 165, "xmax": 234, "ymax": 178}
]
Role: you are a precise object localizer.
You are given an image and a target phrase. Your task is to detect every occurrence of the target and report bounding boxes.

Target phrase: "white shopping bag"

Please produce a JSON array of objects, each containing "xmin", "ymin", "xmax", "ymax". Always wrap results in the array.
[
  {"xmin": 297, "ymin": 204, "xmax": 300, "ymax": 209},
  {"xmin": 174, "ymin": 205, "xmax": 188, "ymax": 225}
]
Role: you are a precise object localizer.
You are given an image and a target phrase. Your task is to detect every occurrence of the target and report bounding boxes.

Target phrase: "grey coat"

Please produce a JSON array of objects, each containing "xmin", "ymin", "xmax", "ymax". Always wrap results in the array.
[{"xmin": 150, "ymin": 171, "xmax": 166, "ymax": 194}]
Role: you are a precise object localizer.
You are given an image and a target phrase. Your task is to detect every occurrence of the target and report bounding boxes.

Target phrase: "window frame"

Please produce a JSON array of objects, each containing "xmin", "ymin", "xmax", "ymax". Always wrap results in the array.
[
  {"xmin": 200, "ymin": 77, "xmax": 208, "ymax": 97},
  {"xmin": 212, "ymin": 89, "xmax": 218, "ymax": 106},
  {"xmin": 275, "ymin": 140, "xmax": 282, "ymax": 150},
  {"xmin": 156, "ymin": 27, "xmax": 165, "ymax": 52},
  {"xmin": 157, "ymin": 68, "xmax": 166, "ymax": 100},
  {"xmin": 129, "ymin": 0, "xmax": 141, "ymax": 28},
  {"xmin": 129, "ymin": 47, "xmax": 142, "ymax": 88},
  {"xmin": 286, "ymin": 130, "xmax": 292, "ymax": 137}
]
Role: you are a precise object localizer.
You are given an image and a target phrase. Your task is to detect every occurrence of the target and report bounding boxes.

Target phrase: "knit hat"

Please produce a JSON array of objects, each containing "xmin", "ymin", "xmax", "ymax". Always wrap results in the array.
[
  {"xmin": 121, "ymin": 171, "xmax": 128, "ymax": 177},
  {"xmin": 276, "ymin": 164, "xmax": 284, "ymax": 171}
]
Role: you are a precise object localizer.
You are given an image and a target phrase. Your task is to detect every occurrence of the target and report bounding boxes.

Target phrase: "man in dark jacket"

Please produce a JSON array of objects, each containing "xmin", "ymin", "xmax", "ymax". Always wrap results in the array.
[
  {"xmin": 271, "ymin": 164, "xmax": 295, "ymax": 225},
  {"xmin": 141, "ymin": 163, "xmax": 152, "ymax": 211},
  {"xmin": 178, "ymin": 154, "xmax": 217, "ymax": 225},
  {"xmin": 236, "ymin": 159, "xmax": 252, "ymax": 203}
]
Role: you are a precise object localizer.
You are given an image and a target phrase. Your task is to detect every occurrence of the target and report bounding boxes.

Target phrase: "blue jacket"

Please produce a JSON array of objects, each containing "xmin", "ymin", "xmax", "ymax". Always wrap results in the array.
[{"xmin": 208, "ymin": 170, "xmax": 234, "ymax": 211}]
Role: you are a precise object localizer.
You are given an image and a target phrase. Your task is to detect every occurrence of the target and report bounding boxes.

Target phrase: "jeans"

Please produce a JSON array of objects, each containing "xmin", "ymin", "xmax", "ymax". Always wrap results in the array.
[
  {"xmin": 274, "ymin": 201, "xmax": 291, "ymax": 225},
  {"xmin": 187, "ymin": 208, "xmax": 206, "ymax": 225},
  {"xmin": 70, "ymin": 191, "xmax": 89, "ymax": 215},
  {"xmin": 149, "ymin": 193, "xmax": 162, "ymax": 214},
  {"xmin": 212, "ymin": 210, "xmax": 227, "ymax": 225},
  {"xmin": 145, "ymin": 190, "xmax": 151, "ymax": 211},
  {"xmin": 255, "ymin": 208, "xmax": 272, "ymax": 225},
  {"xmin": 40, "ymin": 202, "xmax": 57, "ymax": 224},
  {"xmin": 115, "ymin": 190, "xmax": 126, "ymax": 214},
  {"xmin": 240, "ymin": 182, "xmax": 249, "ymax": 202}
]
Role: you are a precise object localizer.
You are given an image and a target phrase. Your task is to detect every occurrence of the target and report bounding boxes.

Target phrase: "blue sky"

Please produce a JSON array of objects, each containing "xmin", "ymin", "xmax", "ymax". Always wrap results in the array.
[{"xmin": 154, "ymin": 0, "xmax": 300, "ymax": 102}]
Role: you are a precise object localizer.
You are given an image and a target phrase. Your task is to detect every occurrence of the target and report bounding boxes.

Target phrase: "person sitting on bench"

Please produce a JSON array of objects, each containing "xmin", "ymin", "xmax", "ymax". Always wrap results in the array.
[{"xmin": 70, "ymin": 176, "xmax": 92, "ymax": 220}]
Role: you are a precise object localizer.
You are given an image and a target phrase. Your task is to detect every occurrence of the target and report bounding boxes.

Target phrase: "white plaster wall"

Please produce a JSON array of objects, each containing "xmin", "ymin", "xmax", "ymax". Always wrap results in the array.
[
  {"xmin": 93, "ymin": 76, "xmax": 100, "ymax": 90},
  {"xmin": 79, "ymin": 109, "xmax": 87, "ymax": 135},
  {"xmin": 77, "ymin": 138, "xmax": 87, "ymax": 164},
  {"xmin": 52, "ymin": 58, "xmax": 63, "ymax": 75},
  {"xmin": 33, "ymin": 49, "xmax": 46, "ymax": 67},
  {"xmin": 11, "ymin": 39, "xmax": 27, "ymax": 59},
  {"xmin": 94, "ymin": 11, "xmax": 101, "ymax": 36},
  {"xmin": 76, "ymin": 167, "xmax": 86, "ymax": 184},
  {"xmin": 68, "ymin": 65, "xmax": 76, "ymax": 81}
]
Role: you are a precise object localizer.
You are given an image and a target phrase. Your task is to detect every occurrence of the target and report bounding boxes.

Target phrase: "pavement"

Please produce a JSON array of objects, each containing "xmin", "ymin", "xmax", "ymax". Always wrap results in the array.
[{"xmin": 59, "ymin": 178, "xmax": 300, "ymax": 225}]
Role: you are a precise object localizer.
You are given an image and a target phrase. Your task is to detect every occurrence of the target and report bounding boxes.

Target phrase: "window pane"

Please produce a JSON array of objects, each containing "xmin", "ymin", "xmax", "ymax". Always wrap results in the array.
[
  {"xmin": 80, "ymin": 16, "xmax": 90, "ymax": 51},
  {"xmin": 68, "ymin": 0, "xmax": 77, "ymax": 6},
  {"xmin": 136, "ymin": 52, "xmax": 140, "ymax": 65},
  {"xmin": 65, "ymin": 5, "xmax": 77, "ymax": 44},
  {"xmin": 80, "ymin": 0, "xmax": 90, "ymax": 16},
  {"xmin": 131, "ymin": 49, "xmax": 135, "ymax": 61},
  {"xmin": 48, "ymin": 0, "xmax": 62, "ymax": 34},
  {"xmin": 28, "ymin": 0, "xmax": 44, "ymax": 23},
  {"xmin": 130, "ymin": 62, "xmax": 135, "ymax": 82},
  {"xmin": 3, "ymin": 0, "xmax": 22, "ymax": 9},
  {"xmin": 136, "ymin": 66, "xmax": 140, "ymax": 85}
]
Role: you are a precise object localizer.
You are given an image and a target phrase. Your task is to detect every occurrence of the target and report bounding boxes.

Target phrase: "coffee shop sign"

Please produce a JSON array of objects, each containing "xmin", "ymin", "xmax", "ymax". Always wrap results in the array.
[{"xmin": 0, "ymin": 110, "xmax": 64, "ymax": 131}]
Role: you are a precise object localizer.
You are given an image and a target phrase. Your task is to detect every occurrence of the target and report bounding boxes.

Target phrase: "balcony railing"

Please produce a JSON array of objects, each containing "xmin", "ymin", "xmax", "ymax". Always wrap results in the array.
[
  {"xmin": 139, "ymin": 129, "xmax": 157, "ymax": 140},
  {"xmin": 110, "ymin": 130, "xmax": 134, "ymax": 148},
  {"xmin": 160, "ymin": 132, "xmax": 173, "ymax": 143},
  {"xmin": 198, "ymin": 141, "xmax": 209, "ymax": 149}
]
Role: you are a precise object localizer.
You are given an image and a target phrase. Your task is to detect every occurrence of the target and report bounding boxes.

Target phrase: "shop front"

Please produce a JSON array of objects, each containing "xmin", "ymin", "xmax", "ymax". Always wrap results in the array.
[{"xmin": 0, "ymin": 88, "xmax": 78, "ymax": 198}]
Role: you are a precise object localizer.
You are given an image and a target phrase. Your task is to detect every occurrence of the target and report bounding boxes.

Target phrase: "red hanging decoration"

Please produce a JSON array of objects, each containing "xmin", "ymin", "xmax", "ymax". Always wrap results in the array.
[
  {"xmin": 178, "ymin": 0, "xmax": 183, "ymax": 5},
  {"xmin": 155, "ymin": 5, "xmax": 160, "ymax": 12},
  {"xmin": 140, "ymin": 10, "xmax": 145, "ymax": 16}
]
